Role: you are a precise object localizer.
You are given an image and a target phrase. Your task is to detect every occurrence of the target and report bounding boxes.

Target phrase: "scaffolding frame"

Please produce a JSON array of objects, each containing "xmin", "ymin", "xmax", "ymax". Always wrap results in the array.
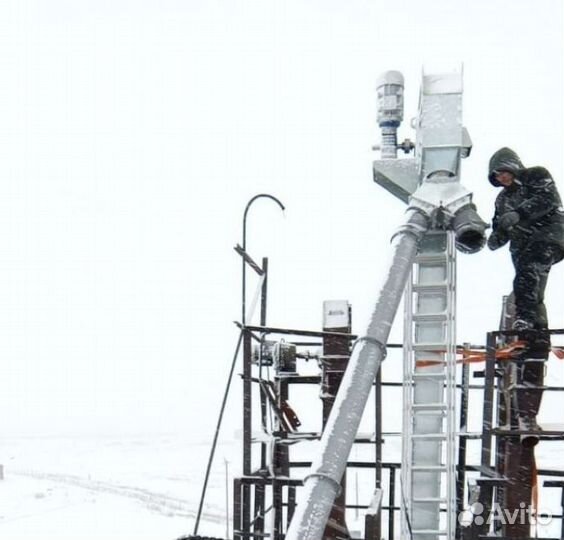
[
  {"xmin": 232, "ymin": 323, "xmax": 564, "ymax": 540},
  {"xmin": 466, "ymin": 328, "xmax": 564, "ymax": 540},
  {"xmin": 229, "ymin": 237, "xmax": 564, "ymax": 540}
]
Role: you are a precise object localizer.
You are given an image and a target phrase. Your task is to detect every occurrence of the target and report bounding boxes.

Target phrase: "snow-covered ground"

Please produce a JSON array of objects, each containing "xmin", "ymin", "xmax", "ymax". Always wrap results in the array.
[
  {"xmin": 0, "ymin": 435, "xmax": 239, "ymax": 540},
  {"xmin": 2, "ymin": 352, "xmax": 563, "ymax": 539},
  {"xmin": 1, "ymin": 429, "xmax": 563, "ymax": 539}
]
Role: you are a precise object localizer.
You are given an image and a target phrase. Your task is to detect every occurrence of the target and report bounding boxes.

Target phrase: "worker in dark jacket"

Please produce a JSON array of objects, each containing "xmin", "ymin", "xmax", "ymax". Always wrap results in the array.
[
  {"xmin": 487, "ymin": 147, "xmax": 564, "ymax": 445},
  {"xmin": 488, "ymin": 147, "xmax": 564, "ymax": 330}
]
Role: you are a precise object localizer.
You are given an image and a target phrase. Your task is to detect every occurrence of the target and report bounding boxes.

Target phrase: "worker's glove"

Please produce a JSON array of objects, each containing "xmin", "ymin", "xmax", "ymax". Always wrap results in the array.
[
  {"xmin": 498, "ymin": 211, "xmax": 520, "ymax": 230},
  {"xmin": 487, "ymin": 231, "xmax": 508, "ymax": 250}
]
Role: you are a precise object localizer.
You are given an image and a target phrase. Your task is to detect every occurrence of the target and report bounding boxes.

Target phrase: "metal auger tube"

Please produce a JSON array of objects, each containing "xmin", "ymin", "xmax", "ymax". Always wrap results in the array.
[{"xmin": 285, "ymin": 208, "xmax": 429, "ymax": 540}]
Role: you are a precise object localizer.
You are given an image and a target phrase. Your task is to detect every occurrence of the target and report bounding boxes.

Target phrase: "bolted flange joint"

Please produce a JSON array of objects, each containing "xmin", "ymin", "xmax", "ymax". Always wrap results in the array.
[{"xmin": 352, "ymin": 335, "xmax": 388, "ymax": 361}]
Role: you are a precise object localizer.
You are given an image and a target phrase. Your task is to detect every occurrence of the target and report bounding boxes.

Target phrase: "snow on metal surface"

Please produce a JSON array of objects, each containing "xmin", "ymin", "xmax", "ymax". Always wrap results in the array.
[
  {"xmin": 322, "ymin": 300, "xmax": 350, "ymax": 329},
  {"xmin": 422, "ymin": 72, "xmax": 463, "ymax": 95}
]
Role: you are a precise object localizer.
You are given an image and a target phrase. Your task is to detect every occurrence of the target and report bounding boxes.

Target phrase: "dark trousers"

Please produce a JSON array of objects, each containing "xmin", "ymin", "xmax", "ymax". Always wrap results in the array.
[
  {"xmin": 516, "ymin": 360, "xmax": 545, "ymax": 418},
  {"xmin": 511, "ymin": 242, "xmax": 559, "ymax": 329},
  {"xmin": 511, "ymin": 242, "xmax": 560, "ymax": 417}
]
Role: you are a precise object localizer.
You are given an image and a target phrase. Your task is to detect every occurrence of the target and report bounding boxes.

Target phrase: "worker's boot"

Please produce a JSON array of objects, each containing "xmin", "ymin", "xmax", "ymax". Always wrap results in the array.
[
  {"xmin": 518, "ymin": 415, "xmax": 541, "ymax": 448},
  {"xmin": 516, "ymin": 359, "xmax": 546, "ymax": 448}
]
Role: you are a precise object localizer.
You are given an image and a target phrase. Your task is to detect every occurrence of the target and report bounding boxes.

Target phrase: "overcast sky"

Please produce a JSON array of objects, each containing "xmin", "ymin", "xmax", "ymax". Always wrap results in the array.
[{"xmin": 0, "ymin": 0, "xmax": 562, "ymax": 438}]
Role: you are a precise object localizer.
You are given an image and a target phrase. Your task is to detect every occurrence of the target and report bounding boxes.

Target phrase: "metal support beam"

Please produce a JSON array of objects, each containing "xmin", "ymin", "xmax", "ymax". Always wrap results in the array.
[
  {"xmin": 243, "ymin": 331, "xmax": 252, "ymax": 476},
  {"xmin": 321, "ymin": 300, "xmax": 352, "ymax": 539},
  {"xmin": 473, "ymin": 332, "xmax": 499, "ymax": 540}
]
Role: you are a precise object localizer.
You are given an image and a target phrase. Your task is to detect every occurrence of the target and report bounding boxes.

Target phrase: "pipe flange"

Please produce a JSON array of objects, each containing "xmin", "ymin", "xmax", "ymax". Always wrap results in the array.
[
  {"xmin": 352, "ymin": 336, "xmax": 387, "ymax": 360},
  {"xmin": 390, "ymin": 208, "xmax": 429, "ymax": 243},
  {"xmin": 303, "ymin": 472, "xmax": 343, "ymax": 496}
]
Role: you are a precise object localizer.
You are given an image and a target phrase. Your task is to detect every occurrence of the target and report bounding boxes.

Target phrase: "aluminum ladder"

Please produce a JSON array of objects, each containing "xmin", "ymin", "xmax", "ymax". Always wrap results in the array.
[{"xmin": 401, "ymin": 230, "xmax": 457, "ymax": 540}]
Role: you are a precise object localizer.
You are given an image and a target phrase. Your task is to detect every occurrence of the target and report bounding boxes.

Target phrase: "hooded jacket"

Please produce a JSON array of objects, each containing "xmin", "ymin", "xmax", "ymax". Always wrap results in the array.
[{"xmin": 488, "ymin": 147, "xmax": 564, "ymax": 259}]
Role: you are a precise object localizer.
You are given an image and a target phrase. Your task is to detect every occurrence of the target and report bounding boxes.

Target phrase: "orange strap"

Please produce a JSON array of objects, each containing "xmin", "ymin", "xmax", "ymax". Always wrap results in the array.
[
  {"xmin": 415, "ymin": 341, "xmax": 528, "ymax": 368},
  {"xmin": 415, "ymin": 342, "xmax": 564, "ymax": 368}
]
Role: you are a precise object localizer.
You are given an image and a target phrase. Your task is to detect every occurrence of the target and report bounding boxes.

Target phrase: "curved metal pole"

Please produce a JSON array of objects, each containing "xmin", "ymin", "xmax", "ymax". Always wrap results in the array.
[
  {"xmin": 193, "ymin": 194, "xmax": 284, "ymax": 536},
  {"xmin": 242, "ymin": 194, "xmax": 285, "ymax": 324}
]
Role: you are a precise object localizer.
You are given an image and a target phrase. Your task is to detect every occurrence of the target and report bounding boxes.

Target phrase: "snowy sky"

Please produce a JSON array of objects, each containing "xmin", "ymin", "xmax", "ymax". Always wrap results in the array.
[{"xmin": 0, "ymin": 0, "xmax": 562, "ymax": 439}]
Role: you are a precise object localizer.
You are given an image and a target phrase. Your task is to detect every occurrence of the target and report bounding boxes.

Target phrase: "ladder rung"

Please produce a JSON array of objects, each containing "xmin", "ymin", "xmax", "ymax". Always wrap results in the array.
[
  {"xmin": 412, "ymin": 283, "xmax": 447, "ymax": 293},
  {"xmin": 412, "ymin": 343, "xmax": 447, "ymax": 351},
  {"xmin": 415, "ymin": 253, "xmax": 448, "ymax": 264},
  {"xmin": 411, "ymin": 433, "xmax": 447, "ymax": 440},
  {"xmin": 412, "ymin": 465, "xmax": 447, "ymax": 471},
  {"xmin": 413, "ymin": 313, "xmax": 448, "ymax": 322},
  {"xmin": 412, "ymin": 497, "xmax": 447, "ymax": 503},
  {"xmin": 412, "ymin": 403, "xmax": 447, "ymax": 410},
  {"xmin": 412, "ymin": 371, "xmax": 446, "ymax": 379}
]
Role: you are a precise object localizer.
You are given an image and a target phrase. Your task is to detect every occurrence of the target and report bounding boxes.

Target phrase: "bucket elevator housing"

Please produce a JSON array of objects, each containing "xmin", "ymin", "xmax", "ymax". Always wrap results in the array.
[
  {"xmin": 285, "ymin": 70, "xmax": 486, "ymax": 540},
  {"xmin": 190, "ymin": 70, "xmax": 564, "ymax": 540}
]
